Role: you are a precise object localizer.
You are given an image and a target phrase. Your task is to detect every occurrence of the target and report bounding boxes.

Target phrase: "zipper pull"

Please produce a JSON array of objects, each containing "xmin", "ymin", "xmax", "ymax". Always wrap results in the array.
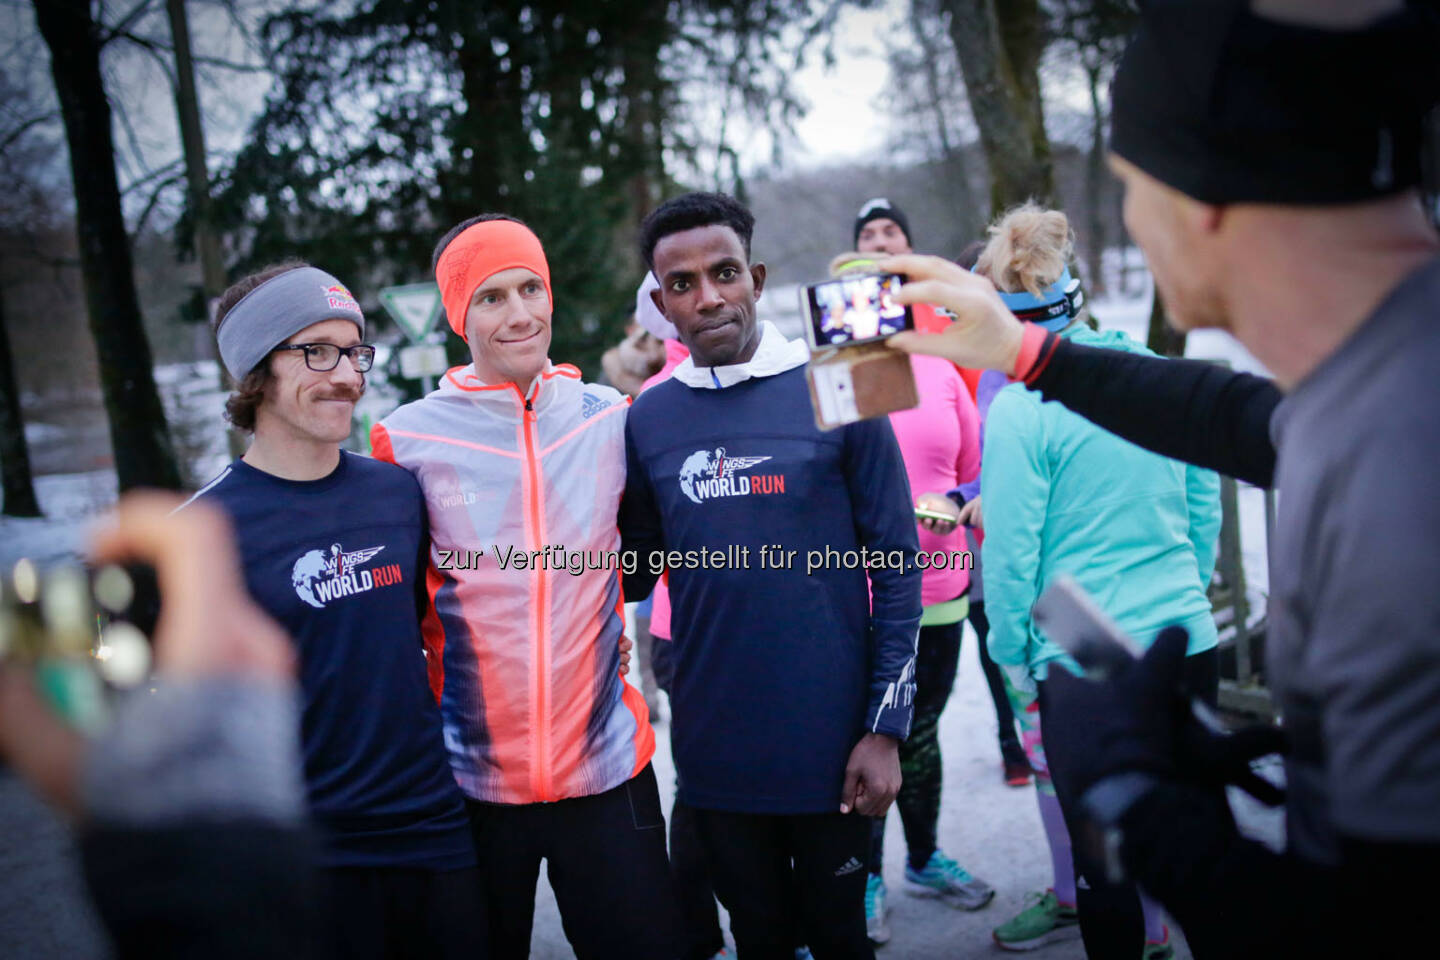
[{"xmin": 524, "ymin": 398, "xmax": 534, "ymax": 413}]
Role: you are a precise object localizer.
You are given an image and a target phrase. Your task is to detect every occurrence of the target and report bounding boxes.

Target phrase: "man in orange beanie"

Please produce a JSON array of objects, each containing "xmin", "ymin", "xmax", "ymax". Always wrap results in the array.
[{"xmin": 373, "ymin": 214, "xmax": 680, "ymax": 959}]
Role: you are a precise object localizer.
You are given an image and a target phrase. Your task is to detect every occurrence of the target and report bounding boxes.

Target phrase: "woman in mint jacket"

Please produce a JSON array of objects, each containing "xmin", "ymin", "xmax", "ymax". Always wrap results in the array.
[{"xmin": 976, "ymin": 205, "xmax": 1221, "ymax": 960}]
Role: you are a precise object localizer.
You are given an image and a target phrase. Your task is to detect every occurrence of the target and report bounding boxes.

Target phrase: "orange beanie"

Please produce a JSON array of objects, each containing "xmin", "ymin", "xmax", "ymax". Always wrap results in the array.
[{"xmin": 435, "ymin": 219, "xmax": 553, "ymax": 340}]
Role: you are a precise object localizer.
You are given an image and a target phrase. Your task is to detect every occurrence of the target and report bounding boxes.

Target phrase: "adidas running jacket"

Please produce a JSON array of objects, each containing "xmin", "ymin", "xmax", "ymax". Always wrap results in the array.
[{"xmin": 372, "ymin": 363, "xmax": 654, "ymax": 805}]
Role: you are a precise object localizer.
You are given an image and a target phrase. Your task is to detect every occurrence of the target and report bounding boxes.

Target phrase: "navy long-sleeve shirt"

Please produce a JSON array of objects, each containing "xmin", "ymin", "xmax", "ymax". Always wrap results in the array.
[{"xmin": 620, "ymin": 364, "xmax": 921, "ymax": 814}]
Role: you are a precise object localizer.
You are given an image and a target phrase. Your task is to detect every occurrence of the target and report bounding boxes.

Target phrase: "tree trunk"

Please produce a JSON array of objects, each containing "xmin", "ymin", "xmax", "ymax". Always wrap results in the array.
[
  {"xmin": 0, "ymin": 270, "xmax": 42, "ymax": 517},
  {"xmin": 165, "ymin": 0, "xmax": 244, "ymax": 459},
  {"xmin": 1146, "ymin": 287, "xmax": 1187, "ymax": 357},
  {"xmin": 912, "ymin": 0, "xmax": 980, "ymax": 243},
  {"xmin": 941, "ymin": 0, "xmax": 1056, "ymax": 216},
  {"xmin": 1084, "ymin": 58, "xmax": 1107, "ymax": 296},
  {"xmin": 33, "ymin": 0, "xmax": 181, "ymax": 491}
]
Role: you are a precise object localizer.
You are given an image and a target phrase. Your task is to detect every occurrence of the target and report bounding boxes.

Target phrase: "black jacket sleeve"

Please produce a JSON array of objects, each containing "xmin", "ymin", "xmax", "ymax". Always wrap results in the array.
[{"xmin": 1029, "ymin": 338, "xmax": 1282, "ymax": 487}]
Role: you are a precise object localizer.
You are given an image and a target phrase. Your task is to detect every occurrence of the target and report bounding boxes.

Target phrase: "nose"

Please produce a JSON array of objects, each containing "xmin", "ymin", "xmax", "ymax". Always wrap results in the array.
[
  {"xmin": 330, "ymin": 353, "xmax": 364, "ymax": 384},
  {"xmin": 499, "ymin": 289, "xmax": 536, "ymax": 327},
  {"xmin": 696, "ymin": 276, "xmax": 725, "ymax": 312}
]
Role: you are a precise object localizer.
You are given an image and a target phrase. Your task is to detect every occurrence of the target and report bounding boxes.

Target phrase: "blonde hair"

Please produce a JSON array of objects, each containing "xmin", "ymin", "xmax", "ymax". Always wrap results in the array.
[{"xmin": 975, "ymin": 202, "xmax": 1075, "ymax": 297}]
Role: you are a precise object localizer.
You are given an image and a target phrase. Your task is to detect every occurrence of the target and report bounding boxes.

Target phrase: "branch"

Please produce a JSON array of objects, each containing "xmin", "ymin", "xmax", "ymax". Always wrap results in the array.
[
  {"xmin": 0, "ymin": 111, "xmax": 58, "ymax": 156},
  {"xmin": 119, "ymin": 157, "xmax": 186, "ymax": 196},
  {"xmin": 128, "ymin": 170, "xmax": 187, "ymax": 240},
  {"xmin": 107, "ymin": 79, "xmax": 167, "ymax": 183},
  {"xmin": 109, "ymin": 30, "xmax": 179, "ymax": 87},
  {"xmin": 99, "ymin": 0, "xmax": 160, "ymax": 47}
]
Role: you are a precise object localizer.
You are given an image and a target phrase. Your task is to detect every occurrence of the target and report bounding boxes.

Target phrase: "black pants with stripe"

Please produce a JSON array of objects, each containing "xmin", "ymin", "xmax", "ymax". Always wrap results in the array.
[
  {"xmin": 466, "ymin": 764, "xmax": 681, "ymax": 960},
  {"xmin": 694, "ymin": 808, "xmax": 874, "ymax": 960}
]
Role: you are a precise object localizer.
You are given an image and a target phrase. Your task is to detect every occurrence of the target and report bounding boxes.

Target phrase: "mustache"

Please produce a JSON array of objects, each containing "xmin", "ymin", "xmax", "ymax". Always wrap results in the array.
[{"xmin": 319, "ymin": 381, "xmax": 365, "ymax": 402}]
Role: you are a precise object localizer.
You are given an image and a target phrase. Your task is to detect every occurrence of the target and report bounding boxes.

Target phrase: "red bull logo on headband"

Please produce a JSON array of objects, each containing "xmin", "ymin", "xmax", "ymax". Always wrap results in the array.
[{"xmin": 324, "ymin": 283, "xmax": 361, "ymax": 314}]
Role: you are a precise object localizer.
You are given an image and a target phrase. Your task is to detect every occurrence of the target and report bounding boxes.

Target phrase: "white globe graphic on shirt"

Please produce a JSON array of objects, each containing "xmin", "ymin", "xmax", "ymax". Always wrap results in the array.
[
  {"xmin": 291, "ymin": 549, "xmax": 329, "ymax": 609},
  {"xmin": 678, "ymin": 449, "xmax": 716, "ymax": 504}
]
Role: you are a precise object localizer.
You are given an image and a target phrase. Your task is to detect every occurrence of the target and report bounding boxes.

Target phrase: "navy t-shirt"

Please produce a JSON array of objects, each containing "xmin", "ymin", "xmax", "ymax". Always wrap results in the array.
[{"xmin": 197, "ymin": 452, "xmax": 474, "ymax": 869}]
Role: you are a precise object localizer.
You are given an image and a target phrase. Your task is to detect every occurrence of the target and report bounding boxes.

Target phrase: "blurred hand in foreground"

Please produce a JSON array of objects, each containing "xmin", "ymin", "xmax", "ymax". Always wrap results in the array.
[
  {"xmin": 89, "ymin": 492, "xmax": 293, "ymax": 679},
  {"xmin": 0, "ymin": 492, "xmax": 293, "ymax": 815}
]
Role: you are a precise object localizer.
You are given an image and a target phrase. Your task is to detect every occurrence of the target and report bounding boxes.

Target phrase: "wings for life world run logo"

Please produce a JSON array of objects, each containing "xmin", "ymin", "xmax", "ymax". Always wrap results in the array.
[
  {"xmin": 679, "ymin": 447, "xmax": 787, "ymax": 505},
  {"xmin": 291, "ymin": 542, "xmax": 404, "ymax": 609}
]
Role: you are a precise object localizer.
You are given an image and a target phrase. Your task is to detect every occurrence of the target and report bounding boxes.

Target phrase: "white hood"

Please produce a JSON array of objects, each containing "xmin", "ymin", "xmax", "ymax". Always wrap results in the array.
[{"xmin": 671, "ymin": 321, "xmax": 809, "ymax": 390}]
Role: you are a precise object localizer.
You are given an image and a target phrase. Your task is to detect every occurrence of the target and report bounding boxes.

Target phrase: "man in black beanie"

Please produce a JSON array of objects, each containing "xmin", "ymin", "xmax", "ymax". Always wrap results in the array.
[
  {"xmin": 853, "ymin": 197, "xmax": 913, "ymax": 255},
  {"xmin": 869, "ymin": 2, "xmax": 1440, "ymax": 958}
]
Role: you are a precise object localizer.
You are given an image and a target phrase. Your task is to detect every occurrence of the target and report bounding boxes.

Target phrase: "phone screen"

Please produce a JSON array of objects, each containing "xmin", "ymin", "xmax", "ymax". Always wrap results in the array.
[{"xmin": 803, "ymin": 273, "xmax": 914, "ymax": 348}]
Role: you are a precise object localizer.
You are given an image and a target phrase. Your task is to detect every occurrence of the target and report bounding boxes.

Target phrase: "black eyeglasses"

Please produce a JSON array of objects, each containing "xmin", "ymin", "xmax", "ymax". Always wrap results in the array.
[{"xmin": 273, "ymin": 343, "xmax": 377, "ymax": 372}]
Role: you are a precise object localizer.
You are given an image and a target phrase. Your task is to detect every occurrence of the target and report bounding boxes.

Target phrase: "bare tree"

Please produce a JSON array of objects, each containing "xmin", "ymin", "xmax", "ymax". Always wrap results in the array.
[
  {"xmin": 939, "ymin": 0, "xmax": 1056, "ymax": 215},
  {"xmin": 32, "ymin": 0, "xmax": 181, "ymax": 491},
  {"xmin": 0, "ymin": 264, "xmax": 40, "ymax": 516}
]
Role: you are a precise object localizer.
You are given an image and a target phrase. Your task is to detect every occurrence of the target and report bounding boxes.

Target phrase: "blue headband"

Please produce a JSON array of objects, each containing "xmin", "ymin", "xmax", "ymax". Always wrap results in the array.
[{"xmin": 988, "ymin": 266, "xmax": 1084, "ymax": 332}]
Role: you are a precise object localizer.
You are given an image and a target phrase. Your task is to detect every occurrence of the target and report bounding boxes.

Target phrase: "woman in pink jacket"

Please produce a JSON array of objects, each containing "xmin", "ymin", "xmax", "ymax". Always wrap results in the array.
[{"xmin": 863, "ymin": 349, "xmax": 996, "ymax": 943}]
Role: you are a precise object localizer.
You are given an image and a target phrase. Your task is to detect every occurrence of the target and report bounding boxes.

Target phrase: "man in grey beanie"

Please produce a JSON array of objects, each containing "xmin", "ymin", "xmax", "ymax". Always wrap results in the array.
[{"xmin": 195, "ymin": 261, "xmax": 488, "ymax": 959}]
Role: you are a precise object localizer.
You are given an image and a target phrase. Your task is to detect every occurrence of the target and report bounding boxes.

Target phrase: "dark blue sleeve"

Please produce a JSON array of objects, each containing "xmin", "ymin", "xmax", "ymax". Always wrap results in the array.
[
  {"xmin": 842, "ymin": 416, "xmax": 922, "ymax": 740},
  {"xmin": 618, "ymin": 415, "xmax": 664, "ymax": 602}
]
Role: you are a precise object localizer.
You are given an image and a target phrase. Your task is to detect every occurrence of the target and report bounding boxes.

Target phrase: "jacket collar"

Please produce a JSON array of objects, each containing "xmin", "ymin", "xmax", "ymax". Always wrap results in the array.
[
  {"xmin": 672, "ymin": 321, "xmax": 809, "ymax": 390},
  {"xmin": 438, "ymin": 360, "xmax": 581, "ymax": 413}
]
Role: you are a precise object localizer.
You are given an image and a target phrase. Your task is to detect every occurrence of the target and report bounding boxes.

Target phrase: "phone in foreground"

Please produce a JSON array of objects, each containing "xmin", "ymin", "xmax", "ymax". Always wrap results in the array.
[
  {"xmin": 914, "ymin": 506, "xmax": 957, "ymax": 523},
  {"xmin": 800, "ymin": 272, "xmax": 915, "ymax": 349},
  {"xmin": 1033, "ymin": 575, "xmax": 1225, "ymax": 733},
  {"xmin": 1032, "ymin": 575, "xmax": 1143, "ymax": 680}
]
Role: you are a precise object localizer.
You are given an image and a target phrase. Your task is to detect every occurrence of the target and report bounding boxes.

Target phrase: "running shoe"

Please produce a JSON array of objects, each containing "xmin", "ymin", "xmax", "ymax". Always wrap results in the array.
[
  {"xmin": 1004, "ymin": 759, "xmax": 1033, "ymax": 787},
  {"xmin": 1143, "ymin": 926, "xmax": 1175, "ymax": 960},
  {"xmin": 992, "ymin": 889, "xmax": 1081, "ymax": 952},
  {"xmin": 865, "ymin": 873, "xmax": 891, "ymax": 945},
  {"xmin": 903, "ymin": 851, "xmax": 996, "ymax": 909}
]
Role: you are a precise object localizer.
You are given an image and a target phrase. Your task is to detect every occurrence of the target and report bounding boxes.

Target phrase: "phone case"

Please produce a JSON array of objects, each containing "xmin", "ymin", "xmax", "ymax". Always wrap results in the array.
[{"xmin": 805, "ymin": 341, "xmax": 918, "ymax": 430}]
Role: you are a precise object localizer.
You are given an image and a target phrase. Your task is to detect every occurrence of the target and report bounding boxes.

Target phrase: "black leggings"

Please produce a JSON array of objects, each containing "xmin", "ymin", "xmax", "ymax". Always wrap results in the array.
[
  {"xmin": 869, "ymin": 620, "xmax": 961, "ymax": 873},
  {"xmin": 1039, "ymin": 647, "xmax": 1219, "ymax": 960}
]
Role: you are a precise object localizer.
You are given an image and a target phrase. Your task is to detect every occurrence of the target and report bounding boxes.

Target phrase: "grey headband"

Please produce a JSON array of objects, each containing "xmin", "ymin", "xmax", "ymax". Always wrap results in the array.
[{"xmin": 217, "ymin": 266, "xmax": 366, "ymax": 379}]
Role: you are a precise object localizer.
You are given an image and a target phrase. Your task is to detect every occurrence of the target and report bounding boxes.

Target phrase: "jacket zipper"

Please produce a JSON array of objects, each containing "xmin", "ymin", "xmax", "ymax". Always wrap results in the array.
[{"xmin": 519, "ymin": 391, "xmax": 553, "ymax": 802}]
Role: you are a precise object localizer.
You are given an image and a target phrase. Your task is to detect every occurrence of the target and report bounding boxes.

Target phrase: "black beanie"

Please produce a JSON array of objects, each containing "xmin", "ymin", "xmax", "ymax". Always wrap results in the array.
[
  {"xmin": 1110, "ymin": 0, "xmax": 1440, "ymax": 206},
  {"xmin": 854, "ymin": 198, "xmax": 912, "ymax": 248}
]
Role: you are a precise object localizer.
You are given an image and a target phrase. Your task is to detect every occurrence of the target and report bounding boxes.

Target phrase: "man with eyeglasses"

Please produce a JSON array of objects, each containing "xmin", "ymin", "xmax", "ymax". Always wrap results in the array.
[{"xmin": 193, "ymin": 261, "xmax": 487, "ymax": 959}]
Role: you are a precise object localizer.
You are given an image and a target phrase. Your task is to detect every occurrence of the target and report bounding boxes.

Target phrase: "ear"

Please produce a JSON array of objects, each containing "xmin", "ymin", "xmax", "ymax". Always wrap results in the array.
[
  {"xmin": 649, "ymin": 286, "xmax": 667, "ymax": 318},
  {"xmin": 1198, "ymin": 203, "xmax": 1225, "ymax": 234},
  {"xmin": 750, "ymin": 262, "xmax": 767, "ymax": 299}
]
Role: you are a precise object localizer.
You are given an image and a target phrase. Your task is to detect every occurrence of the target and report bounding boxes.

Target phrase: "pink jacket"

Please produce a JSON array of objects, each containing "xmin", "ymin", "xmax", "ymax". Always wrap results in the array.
[{"xmin": 887, "ymin": 354, "xmax": 982, "ymax": 607}]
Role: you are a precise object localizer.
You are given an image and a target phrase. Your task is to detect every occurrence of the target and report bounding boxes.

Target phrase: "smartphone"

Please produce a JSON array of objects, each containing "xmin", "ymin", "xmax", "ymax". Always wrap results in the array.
[
  {"xmin": 914, "ymin": 506, "xmax": 957, "ymax": 523},
  {"xmin": 1031, "ymin": 575, "xmax": 1144, "ymax": 679},
  {"xmin": 799, "ymin": 273, "xmax": 915, "ymax": 349}
]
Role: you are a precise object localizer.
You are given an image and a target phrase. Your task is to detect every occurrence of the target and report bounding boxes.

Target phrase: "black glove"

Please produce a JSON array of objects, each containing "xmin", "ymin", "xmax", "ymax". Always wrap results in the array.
[{"xmin": 1044, "ymin": 626, "xmax": 1288, "ymax": 805}]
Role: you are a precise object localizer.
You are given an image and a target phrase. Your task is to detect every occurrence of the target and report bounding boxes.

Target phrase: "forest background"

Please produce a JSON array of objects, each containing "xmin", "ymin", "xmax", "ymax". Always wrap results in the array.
[{"xmin": 2, "ymin": 0, "xmax": 1147, "ymax": 507}]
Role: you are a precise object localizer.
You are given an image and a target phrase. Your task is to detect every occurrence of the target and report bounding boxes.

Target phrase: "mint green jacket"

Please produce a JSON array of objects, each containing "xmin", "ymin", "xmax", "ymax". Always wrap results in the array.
[{"xmin": 981, "ymin": 326, "xmax": 1221, "ymax": 679}]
